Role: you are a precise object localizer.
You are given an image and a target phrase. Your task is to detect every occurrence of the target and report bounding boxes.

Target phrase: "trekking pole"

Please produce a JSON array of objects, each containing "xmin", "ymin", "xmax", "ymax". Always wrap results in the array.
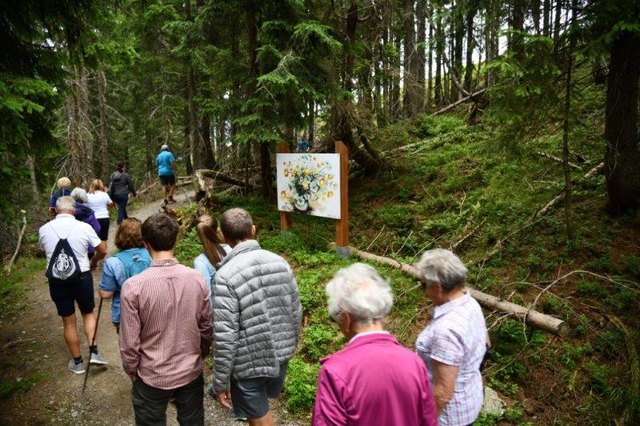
[{"xmin": 82, "ymin": 297, "xmax": 103, "ymax": 395}]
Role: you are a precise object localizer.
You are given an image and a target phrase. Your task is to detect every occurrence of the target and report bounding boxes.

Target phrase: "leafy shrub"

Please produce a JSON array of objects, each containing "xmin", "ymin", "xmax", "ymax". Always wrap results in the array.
[
  {"xmin": 624, "ymin": 255, "xmax": 640, "ymax": 279},
  {"xmin": 297, "ymin": 269, "xmax": 331, "ymax": 314},
  {"xmin": 416, "ymin": 114, "xmax": 464, "ymax": 138},
  {"xmin": 174, "ymin": 227, "xmax": 201, "ymax": 266},
  {"xmin": 285, "ymin": 356, "xmax": 320, "ymax": 412},
  {"xmin": 375, "ymin": 204, "xmax": 414, "ymax": 232},
  {"xmin": 575, "ymin": 280, "xmax": 607, "ymax": 299},
  {"xmin": 301, "ymin": 323, "xmax": 339, "ymax": 362},
  {"xmin": 260, "ymin": 232, "xmax": 306, "ymax": 256}
]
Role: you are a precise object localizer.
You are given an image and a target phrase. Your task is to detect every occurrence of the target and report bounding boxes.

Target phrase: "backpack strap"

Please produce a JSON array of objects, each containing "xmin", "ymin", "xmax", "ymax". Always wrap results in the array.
[{"xmin": 49, "ymin": 221, "xmax": 78, "ymax": 241}]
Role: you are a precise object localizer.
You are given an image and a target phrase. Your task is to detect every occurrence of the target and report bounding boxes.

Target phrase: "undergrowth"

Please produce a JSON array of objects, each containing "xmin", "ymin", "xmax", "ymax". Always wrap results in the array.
[{"xmin": 171, "ymin": 105, "xmax": 640, "ymax": 423}]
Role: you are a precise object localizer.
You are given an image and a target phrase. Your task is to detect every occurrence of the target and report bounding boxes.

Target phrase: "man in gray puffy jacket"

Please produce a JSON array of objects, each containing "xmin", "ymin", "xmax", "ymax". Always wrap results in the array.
[{"xmin": 212, "ymin": 208, "xmax": 302, "ymax": 426}]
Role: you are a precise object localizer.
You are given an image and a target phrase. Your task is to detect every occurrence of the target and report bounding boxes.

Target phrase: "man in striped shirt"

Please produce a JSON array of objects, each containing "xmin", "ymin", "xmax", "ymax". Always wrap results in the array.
[{"xmin": 119, "ymin": 213, "xmax": 213, "ymax": 425}]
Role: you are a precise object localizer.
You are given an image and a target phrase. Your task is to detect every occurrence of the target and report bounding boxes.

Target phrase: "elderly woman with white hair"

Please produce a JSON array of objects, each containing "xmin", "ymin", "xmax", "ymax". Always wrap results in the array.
[
  {"xmin": 312, "ymin": 263, "xmax": 438, "ymax": 426},
  {"xmin": 414, "ymin": 249, "xmax": 489, "ymax": 426}
]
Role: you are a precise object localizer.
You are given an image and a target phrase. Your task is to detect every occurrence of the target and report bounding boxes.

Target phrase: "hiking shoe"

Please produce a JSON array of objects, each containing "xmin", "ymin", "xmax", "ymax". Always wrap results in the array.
[
  {"xmin": 231, "ymin": 410, "xmax": 248, "ymax": 422},
  {"xmin": 68, "ymin": 359, "xmax": 85, "ymax": 375},
  {"xmin": 89, "ymin": 351, "xmax": 108, "ymax": 365}
]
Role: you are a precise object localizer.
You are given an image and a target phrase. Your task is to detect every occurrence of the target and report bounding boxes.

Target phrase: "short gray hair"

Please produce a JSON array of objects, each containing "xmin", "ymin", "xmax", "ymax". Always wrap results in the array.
[
  {"xmin": 220, "ymin": 208, "xmax": 253, "ymax": 241},
  {"xmin": 326, "ymin": 263, "xmax": 393, "ymax": 325},
  {"xmin": 70, "ymin": 187, "xmax": 88, "ymax": 203},
  {"xmin": 56, "ymin": 196, "xmax": 76, "ymax": 213},
  {"xmin": 414, "ymin": 248, "xmax": 468, "ymax": 292}
]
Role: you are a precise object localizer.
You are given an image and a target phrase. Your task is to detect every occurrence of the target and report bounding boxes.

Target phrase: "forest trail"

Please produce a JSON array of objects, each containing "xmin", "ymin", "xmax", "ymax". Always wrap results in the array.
[{"xmin": 0, "ymin": 192, "xmax": 302, "ymax": 425}]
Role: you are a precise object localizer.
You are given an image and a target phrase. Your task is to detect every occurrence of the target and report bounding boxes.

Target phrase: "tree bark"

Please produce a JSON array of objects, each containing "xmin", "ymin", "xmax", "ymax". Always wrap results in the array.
[
  {"xmin": 402, "ymin": 0, "xmax": 419, "ymax": 117},
  {"xmin": 464, "ymin": 0, "xmax": 478, "ymax": 92},
  {"xmin": 604, "ymin": 29, "xmax": 640, "ymax": 213},
  {"xmin": 96, "ymin": 69, "xmax": 109, "ymax": 181}
]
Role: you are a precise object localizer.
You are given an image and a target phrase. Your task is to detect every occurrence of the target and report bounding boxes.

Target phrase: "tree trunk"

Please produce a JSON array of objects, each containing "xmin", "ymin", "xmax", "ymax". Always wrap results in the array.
[
  {"xmin": 464, "ymin": 0, "xmax": 478, "ymax": 92},
  {"xmin": 604, "ymin": 30, "xmax": 640, "ymax": 213},
  {"xmin": 553, "ymin": 0, "xmax": 563, "ymax": 56},
  {"xmin": 427, "ymin": 5, "xmax": 433, "ymax": 108},
  {"xmin": 452, "ymin": 0, "xmax": 465, "ymax": 100},
  {"xmin": 561, "ymin": 0, "xmax": 576, "ymax": 240},
  {"xmin": 25, "ymin": 140, "xmax": 39, "ymax": 200},
  {"xmin": 308, "ymin": 101, "xmax": 315, "ymax": 146},
  {"xmin": 402, "ymin": 0, "xmax": 419, "ymax": 117},
  {"xmin": 416, "ymin": 0, "xmax": 427, "ymax": 112},
  {"xmin": 435, "ymin": 9, "xmax": 444, "ymax": 106},
  {"xmin": 543, "ymin": 0, "xmax": 551, "ymax": 36},
  {"xmin": 334, "ymin": 0, "xmax": 383, "ymax": 174},
  {"xmin": 96, "ymin": 69, "xmax": 109, "ymax": 181},
  {"xmin": 510, "ymin": 0, "xmax": 526, "ymax": 60}
]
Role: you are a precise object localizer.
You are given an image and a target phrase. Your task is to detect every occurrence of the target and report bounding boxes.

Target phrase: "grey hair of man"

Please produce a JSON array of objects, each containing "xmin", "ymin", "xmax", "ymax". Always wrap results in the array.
[
  {"xmin": 70, "ymin": 187, "xmax": 88, "ymax": 203},
  {"xmin": 220, "ymin": 208, "xmax": 254, "ymax": 242},
  {"xmin": 414, "ymin": 248, "xmax": 468, "ymax": 293},
  {"xmin": 56, "ymin": 196, "xmax": 76, "ymax": 213},
  {"xmin": 326, "ymin": 263, "xmax": 394, "ymax": 325}
]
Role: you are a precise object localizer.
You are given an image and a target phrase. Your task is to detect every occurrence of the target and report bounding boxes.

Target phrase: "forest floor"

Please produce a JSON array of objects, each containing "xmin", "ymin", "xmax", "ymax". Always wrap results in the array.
[{"xmin": 0, "ymin": 192, "xmax": 304, "ymax": 426}]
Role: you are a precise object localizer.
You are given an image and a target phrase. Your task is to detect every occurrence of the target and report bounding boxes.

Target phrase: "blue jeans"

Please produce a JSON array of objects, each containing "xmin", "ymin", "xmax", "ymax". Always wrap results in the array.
[{"xmin": 112, "ymin": 194, "xmax": 129, "ymax": 224}]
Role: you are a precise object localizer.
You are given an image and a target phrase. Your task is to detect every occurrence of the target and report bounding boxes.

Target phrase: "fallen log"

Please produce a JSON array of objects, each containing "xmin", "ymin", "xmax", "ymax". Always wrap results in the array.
[
  {"xmin": 334, "ymin": 244, "xmax": 570, "ymax": 337},
  {"xmin": 196, "ymin": 169, "xmax": 250, "ymax": 188},
  {"xmin": 431, "ymin": 88, "xmax": 488, "ymax": 116}
]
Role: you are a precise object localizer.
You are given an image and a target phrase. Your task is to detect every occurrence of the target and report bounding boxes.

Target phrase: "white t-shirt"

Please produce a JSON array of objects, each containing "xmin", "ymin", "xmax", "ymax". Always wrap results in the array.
[
  {"xmin": 39, "ymin": 214, "xmax": 102, "ymax": 272},
  {"xmin": 86, "ymin": 191, "xmax": 112, "ymax": 219}
]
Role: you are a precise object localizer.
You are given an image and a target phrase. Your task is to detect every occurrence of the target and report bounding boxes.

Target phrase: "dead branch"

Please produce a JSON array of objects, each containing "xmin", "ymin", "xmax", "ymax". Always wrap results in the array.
[
  {"xmin": 5, "ymin": 210, "xmax": 27, "ymax": 274},
  {"xmin": 431, "ymin": 88, "xmax": 488, "ymax": 116},
  {"xmin": 450, "ymin": 219, "xmax": 487, "ymax": 251},
  {"xmin": 535, "ymin": 151, "xmax": 581, "ymax": 170},
  {"xmin": 336, "ymin": 244, "xmax": 570, "ymax": 337},
  {"xmin": 534, "ymin": 161, "xmax": 604, "ymax": 218},
  {"xmin": 196, "ymin": 169, "xmax": 251, "ymax": 189}
]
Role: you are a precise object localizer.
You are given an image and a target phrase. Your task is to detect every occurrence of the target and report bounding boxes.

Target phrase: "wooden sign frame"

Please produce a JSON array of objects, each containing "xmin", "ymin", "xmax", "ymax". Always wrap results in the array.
[{"xmin": 277, "ymin": 141, "xmax": 349, "ymax": 256}]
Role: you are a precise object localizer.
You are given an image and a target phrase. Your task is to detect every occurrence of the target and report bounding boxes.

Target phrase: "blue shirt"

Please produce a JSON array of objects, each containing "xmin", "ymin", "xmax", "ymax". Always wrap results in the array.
[
  {"xmin": 193, "ymin": 245, "xmax": 231, "ymax": 307},
  {"xmin": 99, "ymin": 247, "xmax": 151, "ymax": 324},
  {"xmin": 156, "ymin": 150, "xmax": 176, "ymax": 176}
]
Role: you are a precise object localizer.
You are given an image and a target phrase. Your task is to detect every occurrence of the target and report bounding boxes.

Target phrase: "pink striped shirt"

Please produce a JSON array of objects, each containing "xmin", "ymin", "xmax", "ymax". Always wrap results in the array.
[{"xmin": 119, "ymin": 259, "xmax": 213, "ymax": 389}]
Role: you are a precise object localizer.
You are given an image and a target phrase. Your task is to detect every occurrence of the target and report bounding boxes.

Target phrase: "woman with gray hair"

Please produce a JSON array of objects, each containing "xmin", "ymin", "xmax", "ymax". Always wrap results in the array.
[
  {"xmin": 414, "ymin": 248, "xmax": 489, "ymax": 426},
  {"xmin": 312, "ymin": 263, "xmax": 437, "ymax": 426}
]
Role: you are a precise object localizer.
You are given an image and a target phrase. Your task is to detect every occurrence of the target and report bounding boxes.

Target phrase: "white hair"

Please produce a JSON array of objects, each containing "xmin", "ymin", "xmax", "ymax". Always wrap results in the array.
[
  {"xmin": 56, "ymin": 196, "xmax": 76, "ymax": 212},
  {"xmin": 325, "ymin": 263, "xmax": 393, "ymax": 324},
  {"xmin": 70, "ymin": 187, "xmax": 88, "ymax": 203},
  {"xmin": 414, "ymin": 248, "xmax": 468, "ymax": 292}
]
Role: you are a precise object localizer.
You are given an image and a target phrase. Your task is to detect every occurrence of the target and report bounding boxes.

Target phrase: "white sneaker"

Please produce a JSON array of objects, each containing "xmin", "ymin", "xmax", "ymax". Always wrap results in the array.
[
  {"xmin": 89, "ymin": 351, "xmax": 108, "ymax": 365},
  {"xmin": 68, "ymin": 359, "xmax": 85, "ymax": 375}
]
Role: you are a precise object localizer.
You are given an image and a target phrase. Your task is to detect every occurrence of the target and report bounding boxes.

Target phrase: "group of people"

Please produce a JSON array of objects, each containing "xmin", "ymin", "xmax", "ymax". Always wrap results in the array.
[{"xmin": 40, "ymin": 147, "xmax": 489, "ymax": 426}]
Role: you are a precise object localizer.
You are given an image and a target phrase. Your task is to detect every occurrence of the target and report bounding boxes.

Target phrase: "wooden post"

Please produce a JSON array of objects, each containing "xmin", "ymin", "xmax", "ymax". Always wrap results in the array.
[
  {"xmin": 335, "ymin": 140, "xmax": 349, "ymax": 256},
  {"xmin": 277, "ymin": 143, "xmax": 293, "ymax": 232}
]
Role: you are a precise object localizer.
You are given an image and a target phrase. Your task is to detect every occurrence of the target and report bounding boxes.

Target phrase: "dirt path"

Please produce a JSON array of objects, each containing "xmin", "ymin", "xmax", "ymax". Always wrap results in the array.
[{"xmin": 0, "ymin": 193, "xmax": 302, "ymax": 425}]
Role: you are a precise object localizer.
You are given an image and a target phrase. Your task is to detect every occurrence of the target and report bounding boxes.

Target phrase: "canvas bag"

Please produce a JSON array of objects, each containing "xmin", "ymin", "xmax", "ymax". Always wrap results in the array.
[{"xmin": 45, "ymin": 223, "xmax": 82, "ymax": 282}]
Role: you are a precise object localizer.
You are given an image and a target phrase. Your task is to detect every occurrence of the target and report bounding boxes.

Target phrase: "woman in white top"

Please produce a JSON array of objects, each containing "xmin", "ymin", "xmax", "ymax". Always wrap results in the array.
[{"xmin": 87, "ymin": 179, "xmax": 114, "ymax": 242}]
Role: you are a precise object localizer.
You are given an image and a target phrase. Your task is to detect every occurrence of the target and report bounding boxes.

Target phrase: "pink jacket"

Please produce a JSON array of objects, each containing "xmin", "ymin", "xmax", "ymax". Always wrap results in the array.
[{"xmin": 312, "ymin": 333, "xmax": 438, "ymax": 426}]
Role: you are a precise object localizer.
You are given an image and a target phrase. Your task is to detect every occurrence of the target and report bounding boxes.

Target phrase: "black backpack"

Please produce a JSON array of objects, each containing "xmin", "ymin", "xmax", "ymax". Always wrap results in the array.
[{"xmin": 45, "ymin": 224, "xmax": 82, "ymax": 283}]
